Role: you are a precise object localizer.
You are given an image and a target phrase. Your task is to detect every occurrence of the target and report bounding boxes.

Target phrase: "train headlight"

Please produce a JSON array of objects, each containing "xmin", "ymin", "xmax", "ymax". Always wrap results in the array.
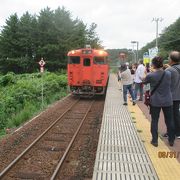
[
  {"xmin": 71, "ymin": 50, "xmax": 75, "ymax": 54},
  {"xmin": 99, "ymin": 50, "xmax": 104, "ymax": 55}
]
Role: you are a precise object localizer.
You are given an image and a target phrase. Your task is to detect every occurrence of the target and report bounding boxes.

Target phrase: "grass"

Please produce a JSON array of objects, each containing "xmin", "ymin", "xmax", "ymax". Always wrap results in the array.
[
  {"xmin": 1, "ymin": 90, "xmax": 67, "ymax": 137},
  {"xmin": 0, "ymin": 72, "xmax": 67, "ymax": 137},
  {"xmin": 7, "ymin": 90, "xmax": 67, "ymax": 129},
  {"xmin": 0, "ymin": 129, "xmax": 6, "ymax": 138},
  {"xmin": 7, "ymin": 102, "xmax": 38, "ymax": 128}
]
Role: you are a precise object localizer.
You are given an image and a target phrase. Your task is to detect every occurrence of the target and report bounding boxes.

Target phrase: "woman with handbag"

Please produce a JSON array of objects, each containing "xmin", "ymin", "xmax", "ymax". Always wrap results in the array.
[{"xmin": 143, "ymin": 56, "xmax": 175, "ymax": 147}]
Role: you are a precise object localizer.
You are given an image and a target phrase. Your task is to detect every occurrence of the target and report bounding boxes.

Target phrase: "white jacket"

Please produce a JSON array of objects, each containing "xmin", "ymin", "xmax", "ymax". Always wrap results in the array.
[
  {"xmin": 134, "ymin": 64, "xmax": 146, "ymax": 83},
  {"xmin": 119, "ymin": 69, "xmax": 133, "ymax": 85}
]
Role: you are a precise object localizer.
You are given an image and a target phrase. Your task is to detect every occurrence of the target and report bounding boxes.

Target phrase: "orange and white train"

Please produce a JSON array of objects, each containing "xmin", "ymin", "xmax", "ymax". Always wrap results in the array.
[{"xmin": 67, "ymin": 46, "xmax": 109, "ymax": 96}]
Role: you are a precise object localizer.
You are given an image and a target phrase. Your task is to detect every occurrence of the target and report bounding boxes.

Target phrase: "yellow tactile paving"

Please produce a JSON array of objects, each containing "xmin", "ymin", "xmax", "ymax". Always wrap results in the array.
[{"xmin": 128, "ymin": 100, "xmax": 180, "ymax": 180}]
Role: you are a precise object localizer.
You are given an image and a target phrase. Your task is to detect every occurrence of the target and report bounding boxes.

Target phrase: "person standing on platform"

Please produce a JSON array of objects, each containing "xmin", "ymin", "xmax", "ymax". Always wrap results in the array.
[
  {"xmin": 163, "ymin": 51, "xmax": 180, "ymax": 139},
  {"xmin": 129, "ymin": 64, "xmax": 136, "ymax": 80},
  {"xmin": 143, "ymin": 56, "xmax": 175, "ymax": 147},
  {"xmin": 119, "ymin": 64, "xmax": 136, "ymax": 106},
  {"xmin": 134, "ymin": 60, "xmax": 146, "ymax": 101}
]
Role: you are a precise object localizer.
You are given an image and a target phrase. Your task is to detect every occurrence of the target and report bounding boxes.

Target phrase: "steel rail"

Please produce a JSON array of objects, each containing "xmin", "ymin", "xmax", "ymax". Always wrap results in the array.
[
  {"xmin": 50, "ymin": 100, "xmax": 95, "ymax": 180},
  {"xmin": 0, "ymin": 98, "xmax": 80, "ymax": 178}
]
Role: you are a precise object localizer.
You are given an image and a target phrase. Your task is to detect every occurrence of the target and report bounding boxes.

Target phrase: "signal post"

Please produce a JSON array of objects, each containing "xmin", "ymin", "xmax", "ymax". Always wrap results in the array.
[{"xmin": 39, "ymin": 58, "xmax": 46, "ymax": 109}]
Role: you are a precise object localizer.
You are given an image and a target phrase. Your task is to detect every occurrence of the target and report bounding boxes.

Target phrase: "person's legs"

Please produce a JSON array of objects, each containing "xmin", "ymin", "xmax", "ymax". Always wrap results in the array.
[
  {"xmin": 134, "ymin": 83, "xmax": 139, "ymax": 100},
  {"xmin": 173, "ymin": 101, "xmax": 180, "ymax": 137},
  {"xmin": 123, "ymin": 85, "xmax": 128, "ymax": 104},
  {"xmin": 150, "ymin": 106, "xmax": 161, "ymax": 145},
  {"xmin": 162, "ymin": 106, "xmax": 175, "ymax": 145},
  {"xmin": 162, "ymin": 101, "xmax": 180, "ymax": 138},
  {"xmin": 139, "ymin": 83, "xmax": 144, "ymax": 101},
  {"xmin": 128, "ymin": 84, "xmax": 136, "ymax": 105},
  {"xmin": 132, "ymin": 82, "xmax": 135, "ymax": 97}
]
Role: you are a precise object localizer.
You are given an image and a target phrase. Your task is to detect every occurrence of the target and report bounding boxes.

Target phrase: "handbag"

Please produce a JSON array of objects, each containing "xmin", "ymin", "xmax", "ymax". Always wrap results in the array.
[
  {"xmin": 144, "ymin": 71, "xmax": 165, "ymax": 107},
  {"xmin": 144, "ymin": 90, "xmax": 151, "ymax": 106}
]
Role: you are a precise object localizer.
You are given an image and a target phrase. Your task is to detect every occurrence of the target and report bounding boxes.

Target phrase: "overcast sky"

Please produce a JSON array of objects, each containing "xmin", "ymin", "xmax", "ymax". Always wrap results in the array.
[{"xmin": 0, "ymin": 0, "xmax": 180, "ymax": 49}]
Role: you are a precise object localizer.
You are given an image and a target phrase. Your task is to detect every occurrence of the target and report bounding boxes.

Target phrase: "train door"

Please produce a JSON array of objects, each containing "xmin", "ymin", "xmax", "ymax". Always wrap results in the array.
[
  {"xmin": 92, "ymin": 56, "xmax": 109, "ymax": 87},
  {"xmin": 67, "ymin": 56, "xmax": 81, "ymax": 86},
  {"xmin": 82, "ymin": 57, "xmax": 92, "ymax": 85}
]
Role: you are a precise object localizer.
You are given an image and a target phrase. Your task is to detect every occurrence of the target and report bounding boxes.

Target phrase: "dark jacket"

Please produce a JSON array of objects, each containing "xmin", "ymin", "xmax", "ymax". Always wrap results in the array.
[
  {"xmin": 144, "ymin": 70, "xmax": 173, "ymax": 107},
  {"xmin": 166, "ymin": 64, "xmax": 180, "ymax": 101}
]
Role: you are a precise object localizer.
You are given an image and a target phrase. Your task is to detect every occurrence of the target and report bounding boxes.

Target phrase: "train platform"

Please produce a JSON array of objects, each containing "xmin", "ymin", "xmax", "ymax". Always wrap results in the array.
[{"xmin": 92, "ymin": 74, "xmax": 180, "ymax": 180}]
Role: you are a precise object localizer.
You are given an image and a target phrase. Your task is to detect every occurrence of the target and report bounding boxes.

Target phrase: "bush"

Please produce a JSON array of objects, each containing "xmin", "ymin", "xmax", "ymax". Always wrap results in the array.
[
  {"xmin": 7, "ymin": 102, "xmax": 38, "ymax": 128},
  {"xmin": 0, "ymin": 72, "xmax": 67, "ymax": 133},
  {"xmin": 0, "ymin": 72, "xmax": 16, "ymax": 86}
]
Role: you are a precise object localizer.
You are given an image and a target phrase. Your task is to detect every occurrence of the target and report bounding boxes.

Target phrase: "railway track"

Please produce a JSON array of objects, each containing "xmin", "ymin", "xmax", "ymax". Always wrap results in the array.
[{"xmin": 0, "ymin": 97, "xmax": 104, "ymax": 179}]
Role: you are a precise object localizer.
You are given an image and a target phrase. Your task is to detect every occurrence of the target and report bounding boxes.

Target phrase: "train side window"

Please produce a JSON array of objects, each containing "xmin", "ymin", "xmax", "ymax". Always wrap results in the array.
[
  {"xmin": 83, "ymin": 58, "xmax": 91, "ymax": 66},
  {"xmin": 94, "ymin": 56, "xmax": 106, "ymax": 64},
  {"xmin": 68, "ymin": 56, "xmax": 80, "ymax": 64}
]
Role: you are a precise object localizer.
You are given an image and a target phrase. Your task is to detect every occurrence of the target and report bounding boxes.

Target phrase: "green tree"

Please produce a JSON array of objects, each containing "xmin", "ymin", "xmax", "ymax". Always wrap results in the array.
[
  {"xmin": 36, "ymin": 7, "xmax": 55, "ymax": 58},
  {"xmin": 140, "ymin": 17, "xmax": 180, "ymax": 58},
  {"xmin": 66, "ymin": 19, "xmax": 87, "ymax": 49},
  {"xmin": 18, "ymin": 12, "xmax": 38, "ymax": 58},
  {"xmin": 0, "ymin": 7, "xmax": 102, "ymax": 73},
  {"xmin": 159, "ymin": 17, "xmax": 180, "ymax": 51},
  {"xmin": 86, "ymin": 23, "xmax": 102, "ymax": 48},
  {"xmin": 0, "ymin": 13, "xmax": 20, "ymax": 58}
]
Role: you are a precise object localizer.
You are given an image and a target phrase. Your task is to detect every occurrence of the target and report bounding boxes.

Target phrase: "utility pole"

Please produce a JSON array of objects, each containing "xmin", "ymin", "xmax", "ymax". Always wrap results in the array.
[
  {"xmin": 152, "ymin": 17, "xmax": 163, "ymax": 48},
  {"xmin": 131, "ymin": 41, "xmax": 139, "ymax": 63},
  {"xmin": 128, "ymin": 50, "xmax": 136, "ymax": 63},
  {"xmin": 136, "ymin": 41, "xmax": 139, "ymax": 62}
]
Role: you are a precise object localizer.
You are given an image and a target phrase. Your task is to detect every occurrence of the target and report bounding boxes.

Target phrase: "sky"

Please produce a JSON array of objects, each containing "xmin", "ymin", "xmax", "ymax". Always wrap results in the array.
[{"xmin": 0, "ymin": 0, "xmax": 180, "ymax": 49}]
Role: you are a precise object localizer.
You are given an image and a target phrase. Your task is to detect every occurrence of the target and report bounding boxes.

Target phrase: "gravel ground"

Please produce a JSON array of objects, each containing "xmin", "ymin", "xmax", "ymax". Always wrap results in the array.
[
  {"xmin": 0, "ymin": 95, "xmax": 78, "ymax": 172},
  {"xmin": 0, "ymin": 95, "xmax": 105, "ymax": 180}
]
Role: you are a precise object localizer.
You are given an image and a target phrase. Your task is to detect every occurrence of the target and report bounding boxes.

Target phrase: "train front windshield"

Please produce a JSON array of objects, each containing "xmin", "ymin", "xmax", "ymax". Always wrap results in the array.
[
  {"xmin": 93, "ymin": 56, "xmax": 107, "ymax": 64},
  {"xmin": 68, "ymin": 56, "xmax": 80, "ymax": 64}
]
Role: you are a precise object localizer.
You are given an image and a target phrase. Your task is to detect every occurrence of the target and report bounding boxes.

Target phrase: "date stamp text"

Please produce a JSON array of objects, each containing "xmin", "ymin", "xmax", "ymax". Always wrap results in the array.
[{"xmin": 158, "ymin": 151, "xmax": 180, "ymax": 158}]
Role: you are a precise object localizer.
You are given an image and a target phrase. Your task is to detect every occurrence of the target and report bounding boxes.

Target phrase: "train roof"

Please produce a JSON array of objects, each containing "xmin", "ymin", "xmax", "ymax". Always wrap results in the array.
[{"xmin": 67, "ymin": 48, "xmax": 108, "ymax": 56}]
